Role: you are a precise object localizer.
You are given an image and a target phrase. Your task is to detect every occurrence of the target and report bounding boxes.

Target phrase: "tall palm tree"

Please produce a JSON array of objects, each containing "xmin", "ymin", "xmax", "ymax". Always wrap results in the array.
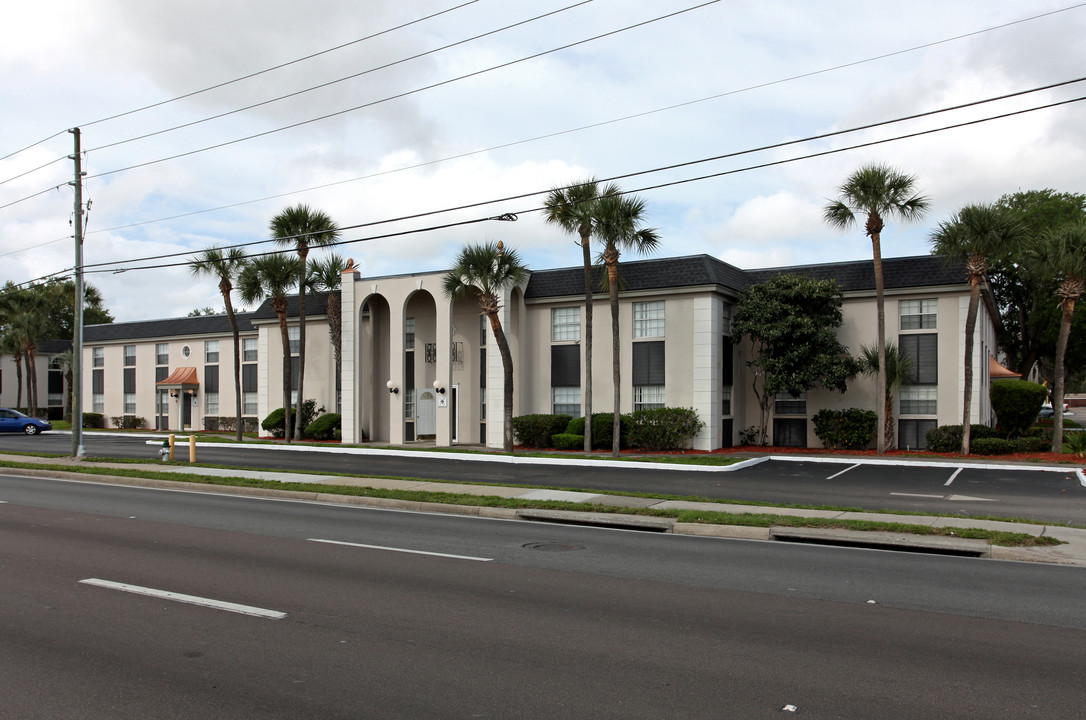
[
  {"xmin": 189, "ymin": 247, "xmax": 249, "ymax": 442},
  {"xmin": 930, "ymin": 204, "xmax": 1022, "ymax": 455},
  {"xmin": 824, "ymin": 163, "xmax": 930, "ymax": 454},
  {"xmin": 270, "ymin": 205, "xmax": 340, "ymax": 441},
  {"xmin": 543, "ymin": 179, "xmax": 616, "ymax": 454},
  {"xmin": 239, "ymin": 254, "xmax": 301, "ymax": 443},
  {"xmin": 442, "ymin": 240, "xmax": 527, "ymax": 453},
  {"xmin": 1032, "ymin": 221, "xmax": 1086, "ymax": 452},
  {"xmin": 309, "ymin": 254, "xmax": 346, "ymax": 409},
  {"xmin": 595, "ymin": 192, "xmax": 661, "ymax": 457},
  {"xmin": 859, "ymin": 341, "xmax": 914, "ymax": 450}
]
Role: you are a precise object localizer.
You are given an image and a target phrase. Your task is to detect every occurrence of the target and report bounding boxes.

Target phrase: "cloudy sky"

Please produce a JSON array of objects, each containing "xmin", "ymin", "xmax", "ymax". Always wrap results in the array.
[{"xmin": 1, "ymin": 0, "xmax": 1084, "ymax": 322}]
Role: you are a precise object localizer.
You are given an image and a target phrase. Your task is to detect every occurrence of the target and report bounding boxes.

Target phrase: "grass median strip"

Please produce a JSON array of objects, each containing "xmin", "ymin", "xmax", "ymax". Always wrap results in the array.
[{"xmin": 0, "ymin": 457, "xmax": 1063, "ymax": 548}]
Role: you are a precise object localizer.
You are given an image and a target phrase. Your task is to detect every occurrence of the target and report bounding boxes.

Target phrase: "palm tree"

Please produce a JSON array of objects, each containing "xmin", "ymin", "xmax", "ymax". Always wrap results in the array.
[
  {"xmin": 1032, "ymin": 221, "xmax": 1086, "ymax": 452},
  {"xmin": 0, "ymin": 328, "xmax": 23, "ymax": 409},
  {"xmin": 309, "ymin": 254, "xmax": 347, "ymax": 409},
  {"xmin": 859, "ymin": 341, "xmax": 914, "ymax": 450},
  {"xmin": 824, "ymin": 163, "xmax": 930, "ymax": 454},
  {"xmin": 239, "ymin": 254, "xmax": 301, "ymax": 443},
  {"xmin": 930, "ymin": 204, "xmax": 1022, "ymax": 455},
  {"xmin": 442, "ymin": 241, "xmax": 527, "ymax": 453},
  {"xmin": 270, "ymin": 204, "xmax": 340, "ymax": 441},
  {"xmin": 595, "ymin": 192, "xmax": 660, "ymax": 457},
  {"xmin": 189, "ymin": 247, "xmax": 249, "ymax": 442},
  {"xmin": 543, "ymin": 179, "xmax": 616, "ymax": 454}
]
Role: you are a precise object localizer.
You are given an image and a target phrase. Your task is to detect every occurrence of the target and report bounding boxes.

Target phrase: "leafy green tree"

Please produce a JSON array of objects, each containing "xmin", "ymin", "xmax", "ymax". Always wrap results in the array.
[
  {"xmin": 930, "ymin": 203, "xmax": 1023, "ymax": 455},
  {"xmin": 442, "ymin": 241, "xmax": 527, "ymax": 453},
  {"xmin": 239, "ymin": 254, "xmax": 301, "ymax": 443},
  {"xmin": 824, "ymin": 163, "xmax": 930, "ymax": 454},
  {"xmin": 733, "ymin": 274, "xmax": 861, "ymax": 446},
  {"xmin": 1031, "ymin": 221, "xmax": 1086, "ymax": 452},
  {"xmin": 543, "ymin": 179, "xmax": 614, "ymax": 455},
  {"xmin": 187, "ymin": 306, "xmax": 219, "ymax": 317},
  {"xmin": 189, "ymin": 246, "xmax": 249, "ymax": 442},
  {"xmin": 270, "ymin": 204, "xmax": 340, "ymax": 441},
  {"xmin": 858, "ymin": 341, "xmax": 913, "ymax": 450},
  {"xmin": 990, "ymin": 190, "xmax": 1086, "ymax": 378},
  {"xmin": 595, "ymin": 191, "xmax": 660, "ymax": 456}
]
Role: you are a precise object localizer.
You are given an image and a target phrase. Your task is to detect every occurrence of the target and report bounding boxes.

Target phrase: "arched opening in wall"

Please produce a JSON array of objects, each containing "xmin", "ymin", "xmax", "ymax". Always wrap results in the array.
[
  {"xmin": 359, "ymin": 295, "xmax": 390, "ymax": 443},
  {"xmin": 404, "ymin": 290, "xmax": 437, "ymax": 441}
]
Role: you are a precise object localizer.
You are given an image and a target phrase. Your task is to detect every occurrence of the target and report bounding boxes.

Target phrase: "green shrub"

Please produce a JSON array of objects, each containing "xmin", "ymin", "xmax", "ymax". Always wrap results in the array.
[
  {"xmin": 262, "ymin": 400, "xmax": 325, "ymax": 438},
  {"xmin": 551, "ymin": 433, "xmax": 584, "ymax": 450},
  {"xmin": 203, "ymin": 417, "xmax": 220, "ymax": 431},
  {"xmin": 812, "ymin": 408, "xmax": 876, "ymax": 450},
  {"xmin": 82, "ymin": 412, "xmax": 105, "ymax": 429},
  {"xmin": 990, "ymin": 379, "xmax": 1047, "ymax": 438},
  {"xmin": 590, "ymin": 412, "xmax": 633, "ymax": 450},
  {"xmin": 110, "ymin": 415, "xmax": 146, "ymax": 430},
  {"xmin": 565, "ymin": 416, "xmax": 585, "ymax": 435},
  {"xmin": 303, "ymin": 413, "xmax": 341, "ymax": 441},
  {"xmin": 925, "ymin": 424, "xmax": 1001, "ymax": 452},
  {"xmin": 1064, "ymin": 430, "xmax": 1086, "ymax": 457},
  {"xmin": 512, "ymin": 414, "xmax": 572, "ymax": 448},
  {"xmin": 628, "ymin": 407, "xmax": 704, "ymax": 451},
  {"xmin": 970, "ymin": 437, "xmax": 1015, "ymax": 455},
  {"xmin": 1013, "ymin": 435, "xmax": 1052, "ymax": 453}
]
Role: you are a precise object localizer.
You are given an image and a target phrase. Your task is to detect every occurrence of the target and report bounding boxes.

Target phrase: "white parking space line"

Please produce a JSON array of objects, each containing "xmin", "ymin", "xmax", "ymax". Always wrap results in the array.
[
  {"xmin": 826, "ymin": 464, "xmax": 859, "ymax": 480},
  {"xmin": 79, "ymin": 578, "xmax": 286, "ymax": 619},
  {"xmin": 944, "ymin": 468, "xmax": 964, "ymax": 486},
  {"xmin": 947, "ymin": 495, "xmax": 997, "ymax": 502},
  {"xmin": 890, "ymin": 492, "xmax": 944, "ymax": 499},
  {"xmin": 308, "ymin": 538, "xmax": 492, "ymax": 562}
]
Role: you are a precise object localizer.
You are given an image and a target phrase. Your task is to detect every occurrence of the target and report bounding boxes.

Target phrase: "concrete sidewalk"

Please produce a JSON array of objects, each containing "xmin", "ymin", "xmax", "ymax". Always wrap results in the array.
[{"xmin": 3, "ymin": 449, "xmax": 1085, "ymax": 567}]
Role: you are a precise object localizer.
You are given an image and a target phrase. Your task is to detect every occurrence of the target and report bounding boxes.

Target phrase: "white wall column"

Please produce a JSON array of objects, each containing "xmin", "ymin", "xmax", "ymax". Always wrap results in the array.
[
  {"xmin": 340, "ymin": 265, "xmax": 361, "ymax": 443},
  {"xmin": 691, "ymin": 296, "xmax": 721, "ymax": 450}
]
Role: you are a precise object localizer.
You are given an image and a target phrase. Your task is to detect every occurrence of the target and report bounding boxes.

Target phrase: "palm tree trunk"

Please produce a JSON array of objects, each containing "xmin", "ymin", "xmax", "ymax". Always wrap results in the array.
[
  {"xmin": 26, "ymin": 347, "xmax": 38, "ymax": 416},
  {"xmin": 278, "ymin": 311, "xmax": 293, "ymax": 443},
  {"xmin": 961, "ymin": 278, "xmax": 981, "ymax": 455},
  {"xmin": 607, "ymin": 254, "xmax": 621, "ymax": 457},
  {"xmin": 328, "ymin": 290, "xmax": 342, "ymax": 405},
  {"xmin": 294, "ymin": 250, "xmax": 308, "ymax": 441},
  {"xmin": 488, "ymin": 312, "xmax": 515, "ymax": 453},
  {"xmin": 581, "ymin": 229, "xmax": 593, "ymax": 455},
  {"xmin": 14, "ymin": 357, "xmax": 23, "ymax": 410},
  {"xmin": 224, "ymin": 297, "xmax": 243, "ymax": 442},
  {"xmin": 1051, "ymin": 298, "xmax": 1074, "ymax": 453},
  {"xmin": 872, "ymin": 232, "xmax": 887, "ymax": 454}
]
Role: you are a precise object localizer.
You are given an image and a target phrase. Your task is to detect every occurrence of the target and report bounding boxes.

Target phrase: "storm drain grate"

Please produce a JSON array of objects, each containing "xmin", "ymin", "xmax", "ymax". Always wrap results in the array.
[{"xmin": 523, "ymin": 542, "xmax": 585, "ymax": 552}]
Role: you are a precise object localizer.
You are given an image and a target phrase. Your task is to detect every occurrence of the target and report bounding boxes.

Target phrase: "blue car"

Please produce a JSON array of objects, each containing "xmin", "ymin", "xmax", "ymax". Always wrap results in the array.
[{"xmin": 0, "ymin": 408, "xmax": 52, "ymax": 435}]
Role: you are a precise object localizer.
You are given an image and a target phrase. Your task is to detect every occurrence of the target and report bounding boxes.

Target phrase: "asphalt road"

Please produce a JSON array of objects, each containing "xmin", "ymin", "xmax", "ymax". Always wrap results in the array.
[
  {"xmin": 3, "ymin": 432, "xmax": 1085, "ymax": 524},
  {"xmin": 2, "ymin": 477, "xmax": 1085, "ymax": 718}
]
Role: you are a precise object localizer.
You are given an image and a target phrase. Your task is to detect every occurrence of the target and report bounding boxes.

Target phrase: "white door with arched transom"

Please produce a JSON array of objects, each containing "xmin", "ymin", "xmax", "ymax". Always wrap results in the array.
[{"xmin": 416, "ymin": 389, "xmax": 436, "ymax": 436}]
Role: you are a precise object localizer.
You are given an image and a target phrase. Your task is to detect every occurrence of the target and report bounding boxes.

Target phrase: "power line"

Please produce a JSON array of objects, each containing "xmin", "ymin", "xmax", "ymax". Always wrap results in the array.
[{"xmin": 83, "ymin": 1, "xmax": 722, "ymax": 181}]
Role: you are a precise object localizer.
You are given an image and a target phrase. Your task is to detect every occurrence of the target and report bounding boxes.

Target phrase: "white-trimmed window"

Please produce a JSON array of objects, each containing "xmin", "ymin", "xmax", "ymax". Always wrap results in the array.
[
  {"xmin": 93, "ymin": 394, "xmax": 104, "ymax": 413},
  {"xmin": 288, "ymin": 326, "xmax": 300, "ymax": 355},
  {"xmin": 123, "ymin": 345, "xmax": 136, "ymax": 366},
  {"xmin": 405, "ymin": 317, "xmax": 415, "ymax": 347},
  {"xmin": 551, "ymin": 307, "xmax": 580, "ymax": 342},
  {"xmin": 633, "ymin": 385, "xmax": 665, "ymax": 411},
  {"xmin": 634, "ymin": 301, "xmax": 665, "ymax": 338},
  {"xmin": 243, "ymin": 392, "xmax": 258, "ymax": 415},
  {"xmin": 92, "ymin": 347, "xmax": 104, "ymax": 367},
  {"xmin": 553, "ymin": 387, "xmax": 580, "ymax": 416},
  {"xmin": 775, "ymin": 391, "xmax": 807, "ymax": 415},
  {"xmin": 205, "ymin": 340, "xmax": 219, "ymax": 363},
  {"xmin": 155, "ymin": 343, "xmax": 168, "ymax": 365},
  {"xmin": 243, "ymin": 338, "xmax": 258, "ymax": 362},
  {"xmin": 900, "ymin": 299, "xmax": 937, "ymax": 330},
  {"xmin": 205, "ymin": 392, "xmax": 219, "ymax": 415},
  {"xmin": 900, "ymin": 385, "xmax": 937, "ymax": 415},
  {"xmin": 124, "ymin": 393, "xmax": 136, "ymax": 414}
]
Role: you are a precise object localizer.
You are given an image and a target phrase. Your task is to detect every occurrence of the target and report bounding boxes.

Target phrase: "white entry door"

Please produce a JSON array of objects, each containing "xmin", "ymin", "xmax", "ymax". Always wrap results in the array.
[{"xmin": 416, "ymin": 389, "xmax": 436, "ymax": 436}]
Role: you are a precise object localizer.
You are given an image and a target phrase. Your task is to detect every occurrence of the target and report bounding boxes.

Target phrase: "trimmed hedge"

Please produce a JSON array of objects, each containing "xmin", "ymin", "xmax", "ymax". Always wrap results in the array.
[
  {"xmin": 512, "ymin": 414, "xmax": 572, "ymax": 448},
  {"xmin": 561, "ymin": 414, "xmax": 633, "ymax": 449},
  {"xmin": 110, "ymin": 415, "xmax": 146, "ymax": 430},
  {"xmin": 551, "ymin": 433, "xmax": 584, "ymax": 450},
  {"xmin": 925, "ymin": 424, "xmax": 1002, "ymax": 452},
  {"xmin": 303, "ymin": 413, "xmax": 341, "ymax": 441},
  {"xmin": 627, "ymin": 407, "xmax": 704, "ymax": 451},
  {"xmin": 262, "ymin": 399, "xmax": 324, "ymax": 438},
  {"xmin": 82, "ymin": 412, "xmax": 105, "ymax": 429},
  {"xmin": 812, "ymin": 408, "xmax": 876, "ymax": 450},
  {"xmin": 990, "ymin": 379, "xmax": 1047, "ymax": 438}
]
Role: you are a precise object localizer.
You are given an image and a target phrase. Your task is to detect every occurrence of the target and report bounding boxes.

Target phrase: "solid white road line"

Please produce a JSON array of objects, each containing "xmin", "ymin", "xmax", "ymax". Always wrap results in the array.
[
  {"xmin": 944, "ymin": 468, "xmax": 964, "ymax": 486},
  {"xmin": 889, "ymin": 492, "xmax": 944, "ymax": 499},
  {"xmin": 947, "ymin": 494, "xmax": 997, "ymax": 502},
  {"xmin": 308, "ymin": 538, "xmax": 492, "ymax": 562},
  {"xmin": 79, "ymin": 579, "xmax": 286, "ymax": 619},
  {"xmin": 826, "ymin": 464, "xmax": 859, "ymax": 480}
]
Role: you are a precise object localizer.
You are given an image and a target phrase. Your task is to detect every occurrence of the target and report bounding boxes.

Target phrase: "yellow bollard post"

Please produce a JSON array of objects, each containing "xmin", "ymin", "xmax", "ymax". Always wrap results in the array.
[
  {"xmin": 189, "ymin": 434, "xmax": 196, "ymax": 463},
  {"xmin": 168, "ymin": 434, "xmax": 175, "ymax": 461}
]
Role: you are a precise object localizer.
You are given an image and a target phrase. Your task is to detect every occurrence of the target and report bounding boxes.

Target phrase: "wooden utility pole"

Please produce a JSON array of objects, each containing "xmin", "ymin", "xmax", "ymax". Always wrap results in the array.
[{"xmin": 69, "ymin": 128, "xmax": 85, "ymax": 458}]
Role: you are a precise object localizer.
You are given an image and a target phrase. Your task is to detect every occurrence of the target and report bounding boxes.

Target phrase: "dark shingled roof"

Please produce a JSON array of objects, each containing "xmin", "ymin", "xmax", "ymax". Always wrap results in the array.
[
  {"xmin": 525, "ymin": 254, "xmax": 749, "ymax": 299},
  {"xmin": 249, "ymin": 291, "xmax": 333, "ymax": 321},
  {"xmin": 84, "ymin": 311, "xmax": 257, "ymax": 343},
  {"xmin": 743, "ymin": 255, "xmax": 966, "ymax": 292}
]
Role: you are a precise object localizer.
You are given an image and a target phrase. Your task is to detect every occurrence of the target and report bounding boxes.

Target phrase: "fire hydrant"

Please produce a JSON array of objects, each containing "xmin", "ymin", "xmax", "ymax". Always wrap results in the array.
[{"xmin": 159, "ymin": 438, "xmax": 170, "ymax": 461}]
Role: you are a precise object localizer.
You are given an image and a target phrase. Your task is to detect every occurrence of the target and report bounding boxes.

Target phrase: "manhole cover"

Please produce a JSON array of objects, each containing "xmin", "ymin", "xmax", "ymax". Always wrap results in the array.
[{"xmin": 522, "ymin": 542, "xmax": 585, "ymax": 552}]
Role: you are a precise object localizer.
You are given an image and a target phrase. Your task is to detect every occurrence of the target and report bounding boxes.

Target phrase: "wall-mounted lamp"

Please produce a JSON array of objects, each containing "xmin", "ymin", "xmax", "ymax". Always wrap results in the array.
[
  {"xmin": 386, "ymin": 380, "xmax": 399, "ymax": 395},
  {"xmin": 433, "ymin": 380, "xmax": 445, "ymax": 395},
  {"xmin": 169, "ymin": 390, "xmax": 178, "ymax": 398}
]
